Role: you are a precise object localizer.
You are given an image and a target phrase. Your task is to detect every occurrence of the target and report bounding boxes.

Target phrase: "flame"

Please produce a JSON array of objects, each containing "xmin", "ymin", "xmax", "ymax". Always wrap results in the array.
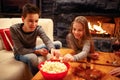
[{"xmin": 88, "ymin": 21, "xmax": 108, "ymax": 34}]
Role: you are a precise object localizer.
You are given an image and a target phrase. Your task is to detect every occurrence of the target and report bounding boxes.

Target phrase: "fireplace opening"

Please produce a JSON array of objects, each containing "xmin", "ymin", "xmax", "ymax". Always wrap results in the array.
[
  {"xmin": 86, "ymin": 16, "xmax": 115, "ymax": 38},
  {"xmin": 54, "ymin": 14, "xmax": 120, "ymax": 52},
  {"xmin": 53, "ymin": 0, "xmax": 120, "ymax": 51},
  {"xmin": 83, "ymin": 16, "xmax": 119, "ymax": 52}
]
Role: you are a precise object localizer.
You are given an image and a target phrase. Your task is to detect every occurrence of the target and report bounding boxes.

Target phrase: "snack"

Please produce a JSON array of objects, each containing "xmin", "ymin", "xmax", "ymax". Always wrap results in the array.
[{"xmin": 40, "ymin": 61, "xmax": 67, "ymax": 73}]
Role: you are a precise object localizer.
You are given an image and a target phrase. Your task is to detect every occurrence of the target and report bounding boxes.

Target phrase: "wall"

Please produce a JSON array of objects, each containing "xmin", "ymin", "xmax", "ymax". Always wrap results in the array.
[{"xmin": 53, "ymin": 0, "xmax": 120, "ymax": 47}]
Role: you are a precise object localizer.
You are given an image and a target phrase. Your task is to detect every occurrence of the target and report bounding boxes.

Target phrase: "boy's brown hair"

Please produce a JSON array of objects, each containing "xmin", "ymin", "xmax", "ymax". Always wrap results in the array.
[{"xmin": 22, "ymin": 3, "xmax": 40, "ymax": 18}]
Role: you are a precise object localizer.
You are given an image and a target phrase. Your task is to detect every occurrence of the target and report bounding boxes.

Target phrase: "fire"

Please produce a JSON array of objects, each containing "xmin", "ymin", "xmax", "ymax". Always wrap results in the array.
[{"xmin": 88, "ymin": 21, "xmax": 108, "ymax": 34}]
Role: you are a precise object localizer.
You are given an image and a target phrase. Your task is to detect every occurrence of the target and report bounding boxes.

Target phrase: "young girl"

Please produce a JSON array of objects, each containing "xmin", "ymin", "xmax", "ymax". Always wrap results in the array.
[{"xmin": 63, "ymin": 16, "xmax": 98, "ymax": 62}]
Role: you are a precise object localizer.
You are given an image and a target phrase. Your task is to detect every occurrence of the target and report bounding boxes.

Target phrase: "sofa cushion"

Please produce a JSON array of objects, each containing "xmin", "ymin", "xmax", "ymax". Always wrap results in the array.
[
  {"xmin": 0, "ymin": 50, "xmax": 13, "ymax": 62},
  {"xmin": 0, "ymin": 37, "xmax": 4, "ymax": 50},
  {"xmin": 0, "ymin": 29, "xmax": 10, "ymax": 50},
  {"xmin": 0, "ymin": 51, "xmax": 33, "ymax": 80},
  {"xmin": 4, "ymin": 28, "xmax": 13, "ymax": 50},
  {"xmin": 0, "ymin": 18, "xmax": 12, "ymax": 29},
  {"xmin": 38, "ymin": 19, "xmax": 53, "ymax": 41},
  {"xmin": 0, "ymin": 28, "xmax": 13, "ymax": 51}
]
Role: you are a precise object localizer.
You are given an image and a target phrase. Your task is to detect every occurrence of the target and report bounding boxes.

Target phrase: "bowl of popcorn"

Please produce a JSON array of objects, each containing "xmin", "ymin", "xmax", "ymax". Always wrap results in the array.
[{"xmin": 38, "ymin": 60, "xmax": 70, "ymax": 80}]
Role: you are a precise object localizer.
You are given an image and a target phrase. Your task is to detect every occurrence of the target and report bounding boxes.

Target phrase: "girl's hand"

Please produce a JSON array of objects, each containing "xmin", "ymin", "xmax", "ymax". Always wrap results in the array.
[
  {"xmin": 63, "ymin": 54, "xmax": 74, "ymax": 62},
  {"xmin": 115, "ymin": 51, "xmax": 120, "ymax": 57},
  {"xmin": 90, "ymin": 52, "xmax": 99, "ymax": 60},
  {"xmin": 35, "ymin": 48, "xmax": 48, "ymax": 56}
]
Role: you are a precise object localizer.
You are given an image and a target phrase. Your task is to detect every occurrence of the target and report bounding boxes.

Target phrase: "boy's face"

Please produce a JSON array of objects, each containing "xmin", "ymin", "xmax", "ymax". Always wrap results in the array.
[{"xmin": 22, "ymin": 13, "xmax": 39, "ymax": 32}]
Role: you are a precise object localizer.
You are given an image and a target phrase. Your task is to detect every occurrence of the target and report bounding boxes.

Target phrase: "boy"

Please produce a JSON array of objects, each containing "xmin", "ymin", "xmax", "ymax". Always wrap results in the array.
[{"xmin": 10, "ymin": 3, "xmax": 61, "ymax": 75}]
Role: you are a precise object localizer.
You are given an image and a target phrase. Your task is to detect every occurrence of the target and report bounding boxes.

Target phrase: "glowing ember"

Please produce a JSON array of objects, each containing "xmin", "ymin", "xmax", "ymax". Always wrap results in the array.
[{"xmin": 88, "ymin": 21, "xmax": 108, "ymax": 34}]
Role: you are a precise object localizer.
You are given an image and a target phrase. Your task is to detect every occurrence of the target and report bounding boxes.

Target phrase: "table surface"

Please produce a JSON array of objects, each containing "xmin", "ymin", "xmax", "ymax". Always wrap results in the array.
[{"xmin": 32, "ymin": 48, "xmax": 120, "ymax": 80}]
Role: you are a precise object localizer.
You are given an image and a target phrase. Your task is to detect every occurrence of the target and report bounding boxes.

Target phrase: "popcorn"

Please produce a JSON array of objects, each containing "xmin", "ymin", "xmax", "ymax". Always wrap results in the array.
[{"xmin": 40, "ymin": 61, "xmax": 67, "ymax": 73}]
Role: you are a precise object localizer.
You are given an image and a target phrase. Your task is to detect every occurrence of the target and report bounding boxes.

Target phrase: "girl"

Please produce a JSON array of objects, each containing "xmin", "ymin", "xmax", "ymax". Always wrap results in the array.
[{"xmin": 63, "ymin": 16, "xmax": 98, "ymax": 62}]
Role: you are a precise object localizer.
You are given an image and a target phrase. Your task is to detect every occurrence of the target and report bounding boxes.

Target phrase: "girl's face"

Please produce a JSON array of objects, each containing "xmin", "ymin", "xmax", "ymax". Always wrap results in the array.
[
  {"xmin": 72, "ymin": 22, "xmax": 84, "ymax": 40},
  {"xmin": 22, "ymin": 13, "xmax": 39, "ymax": 32}
]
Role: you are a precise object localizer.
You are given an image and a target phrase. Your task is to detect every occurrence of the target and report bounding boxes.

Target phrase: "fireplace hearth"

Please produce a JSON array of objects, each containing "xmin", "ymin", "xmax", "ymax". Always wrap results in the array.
[{"xmin": 52, "ymin": 0, "xmax": 120, "ymax": 52}]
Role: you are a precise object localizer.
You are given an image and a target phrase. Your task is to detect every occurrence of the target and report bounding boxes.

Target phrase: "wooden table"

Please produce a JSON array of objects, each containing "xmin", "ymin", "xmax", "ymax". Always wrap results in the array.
[{"xmin": 32, "ymin": 48, "xmax": 120, "ymax": 80}]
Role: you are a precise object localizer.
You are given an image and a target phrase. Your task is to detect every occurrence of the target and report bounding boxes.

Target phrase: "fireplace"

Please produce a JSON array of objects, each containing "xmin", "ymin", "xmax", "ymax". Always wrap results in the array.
[
  {"xmin": 86, "ymin": 16, "xmax": 115, "ymax": 37},
  {"xmin": 53, "ymin": 0, "xmax": 120, "ymax": 52}
]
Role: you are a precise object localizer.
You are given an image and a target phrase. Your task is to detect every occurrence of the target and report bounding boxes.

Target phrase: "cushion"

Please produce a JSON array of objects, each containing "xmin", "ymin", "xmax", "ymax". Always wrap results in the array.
[
  {"xmin": 4, "ymin": 29, "xmax": 13, "ymax": 50},
  {"xmin": 0, "ymin": 28, "xmax": 13, "ymax": 51},
  {"xmin": 0, "ymin": 37, "xmax": 4, "ymax": 50}
]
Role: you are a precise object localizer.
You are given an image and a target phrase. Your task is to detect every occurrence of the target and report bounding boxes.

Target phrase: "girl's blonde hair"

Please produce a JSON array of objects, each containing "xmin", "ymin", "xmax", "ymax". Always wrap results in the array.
[{"xmin": 70, "ymin": 16, "xmax": 94, "ymax": 53}]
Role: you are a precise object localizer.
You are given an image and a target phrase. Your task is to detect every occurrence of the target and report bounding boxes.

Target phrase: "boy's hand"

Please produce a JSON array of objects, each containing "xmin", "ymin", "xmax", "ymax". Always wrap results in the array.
[
  {"xmin": 51, "ymin": 48, "xmax": 61, "ymax": 59},
  {"xmin": 35, "ymin": 48, "xmax": 48, "ymax": 56}
]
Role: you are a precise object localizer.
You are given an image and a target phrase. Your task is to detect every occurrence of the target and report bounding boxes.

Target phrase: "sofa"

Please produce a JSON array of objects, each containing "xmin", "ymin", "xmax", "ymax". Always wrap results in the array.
[{"xmin": 0, "ymin": 18, "xmax": 54, "ymax": 80}]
